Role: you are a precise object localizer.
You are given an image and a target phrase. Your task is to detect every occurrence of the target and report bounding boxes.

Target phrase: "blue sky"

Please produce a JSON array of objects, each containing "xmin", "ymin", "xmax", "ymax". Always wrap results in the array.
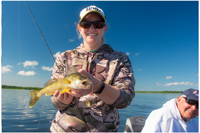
[{"xmin": 2, "ymin": 1, "xmax": 198, "ymax": 91}]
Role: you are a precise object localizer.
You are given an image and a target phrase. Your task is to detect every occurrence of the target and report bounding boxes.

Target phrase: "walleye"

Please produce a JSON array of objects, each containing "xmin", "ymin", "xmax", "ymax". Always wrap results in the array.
[{"xmin": 29, "ymin": 67, "xmax": 92, "ymax": 108}]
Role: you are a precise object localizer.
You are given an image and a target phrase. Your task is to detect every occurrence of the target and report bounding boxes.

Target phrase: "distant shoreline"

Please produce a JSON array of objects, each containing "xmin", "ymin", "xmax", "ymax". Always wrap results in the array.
[
  {"xmin": 2, "ymin": 85, "xmax": 183, "ymax": 94},
  {"xmin": 2, "ymin": 85, "xmax": 42, "ymax": 90},
  {"xmin": 135, "ymin": 91, "xmax": 183, "ymax": 94}
]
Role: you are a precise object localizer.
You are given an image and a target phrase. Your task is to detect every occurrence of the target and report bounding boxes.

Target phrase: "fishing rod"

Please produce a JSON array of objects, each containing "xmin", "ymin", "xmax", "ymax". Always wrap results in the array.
[
  {"xmin": 24, "ymin": 1, "xmax": 91, "ymax": 132},
  {"xmin": 24, "ymin": 1, "xmax": 55, "ymax": 62}
]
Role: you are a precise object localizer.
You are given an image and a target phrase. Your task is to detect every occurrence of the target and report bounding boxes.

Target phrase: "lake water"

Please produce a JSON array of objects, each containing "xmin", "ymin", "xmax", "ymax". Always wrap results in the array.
[{"xmin": 1, "ymin": 89, "xmax": 188, "ymax": 132}]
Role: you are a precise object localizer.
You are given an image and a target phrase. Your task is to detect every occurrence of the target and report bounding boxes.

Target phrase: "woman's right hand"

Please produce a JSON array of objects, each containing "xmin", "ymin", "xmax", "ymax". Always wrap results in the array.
[
  {"xmin": 53, "ymin": 90, "xmax": 73, "ymax": 105},
  {"xmin": 53, "ymin": 75, "xmax": 73, "ymax": 105}
]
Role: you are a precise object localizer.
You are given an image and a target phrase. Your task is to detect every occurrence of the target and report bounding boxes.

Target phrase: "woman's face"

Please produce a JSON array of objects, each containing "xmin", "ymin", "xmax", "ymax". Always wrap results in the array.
[{"xmin": 78, "ymin": 13, "xmax": 107, "ymax": 49}]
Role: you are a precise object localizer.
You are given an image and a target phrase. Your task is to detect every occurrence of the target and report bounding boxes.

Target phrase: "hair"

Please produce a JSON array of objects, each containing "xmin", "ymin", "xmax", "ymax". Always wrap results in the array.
[{"xmin": 101, "ymin": 36, "xmax": 105, "ymax": 44}]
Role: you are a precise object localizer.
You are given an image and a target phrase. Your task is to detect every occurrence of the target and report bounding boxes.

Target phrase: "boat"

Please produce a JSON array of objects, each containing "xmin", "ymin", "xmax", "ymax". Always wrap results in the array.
[{"xmin": 123, "ymin": 116, "xmax": 147, "ymax": 132}]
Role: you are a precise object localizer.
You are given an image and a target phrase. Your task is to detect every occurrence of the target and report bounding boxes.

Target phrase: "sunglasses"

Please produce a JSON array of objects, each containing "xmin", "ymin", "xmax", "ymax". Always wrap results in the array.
[
  {"xmin": 79, "ymin": 21, "xmax": 106, "ymax": 29},
  {"xmin": 183, "ymin": 97, "xmax": 198, "ymax": 109}
]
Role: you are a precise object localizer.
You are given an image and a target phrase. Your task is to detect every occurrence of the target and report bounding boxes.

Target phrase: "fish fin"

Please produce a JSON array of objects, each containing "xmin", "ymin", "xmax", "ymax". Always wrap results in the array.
[
  {"xmin": 61, "ymin": 87, "xmax": 71, "ymax": 94},
  {"xmin": 29, "ymin": 90, "xmax": 40, "ymax": 108},
  {"xmin": 45, "ymin": 92, "xmax": 55, "ymax": 96},
  {"xmin": 44, "ymin": 79, "xmax": 57, "ymax": 87},
  {"xmin": 66, "ymin": 66, "xmax": 78, "ymax": 76},
  {"xmin": 58, "ymin": 78, "xmax": 71, "ymax": 84}
]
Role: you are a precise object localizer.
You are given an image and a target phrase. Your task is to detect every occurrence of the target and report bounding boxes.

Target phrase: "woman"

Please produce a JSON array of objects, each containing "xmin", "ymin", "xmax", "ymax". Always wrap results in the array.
[{"xmin": 50, "ymin": 5, "xmax": 135, "ymax": 132}]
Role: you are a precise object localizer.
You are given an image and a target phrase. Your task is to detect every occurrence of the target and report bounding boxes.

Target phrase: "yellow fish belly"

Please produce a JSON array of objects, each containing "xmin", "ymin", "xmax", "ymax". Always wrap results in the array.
[{"xmin": 29, "ymin": 82, "xmax": 70, "ymax": 108}]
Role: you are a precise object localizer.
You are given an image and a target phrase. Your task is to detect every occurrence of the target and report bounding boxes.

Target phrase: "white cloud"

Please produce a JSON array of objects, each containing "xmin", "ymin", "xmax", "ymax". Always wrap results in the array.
[
  {"xmin": 17, "ymin": 62, "xmax": 21, "ymax": 66},
  {"xmin": 17, "ymin": 71, "xmax": 36, "ymax": 76},
  {"xmin": 2, "ymin": 65, "xmax": 13, "ymax": 73},
  {"xmin": 135, "ymin": 52, "xmax": 141, "ymax": 57},
  {"xmin": 126, "ymin": 52, "xmax": 130, "ymax": 55},
  {"xmin": 164, "ymin": 82, "xmax": 198, "ymax": 86},
  {"xmin": 54, "ymin": 52, "xmax": 60, "ymax": 59},
  {"xmin": 156, "ymin": 82, "xmax": 162, "ymax": 86},
  {"xmin": 69, "ymin": 39, "xmax": 75, "ymax": 42},
  {"xmin": 41, "ymin": 66, "xmax": 53, "ymax": 71},
  {"xmin": 137, "ymin": 69, "xmax": 142, "ymax": 71},
  {"xmin": 23, "ymin": 61, "xmax": 38, "ymax": 68},
  {"xmin": 195, "ymin": 74, "xmax": 199, "ymax": 76},
  {"xmin": 166, "ymin": 76, "xmax": 172, "ymax": 79}
]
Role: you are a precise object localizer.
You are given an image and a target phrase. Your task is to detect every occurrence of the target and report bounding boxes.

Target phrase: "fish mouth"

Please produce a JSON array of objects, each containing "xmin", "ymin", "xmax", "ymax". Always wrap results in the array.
[{"xmin": 82, "ymin": 81, "xmax": 92, "ymax": 89}]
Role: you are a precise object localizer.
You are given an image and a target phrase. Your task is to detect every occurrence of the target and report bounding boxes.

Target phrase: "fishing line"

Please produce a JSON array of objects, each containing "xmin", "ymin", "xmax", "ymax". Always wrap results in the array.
[
  {"xmin": 24, "ymin": 1, "xmax": 91, "ymax": 132},
  {"xmin": 37, "ymin": 95, "xmax": 46, "ymax": 132},
  {"xmin": 18, "ymin": 2, "xmax": 24, "ymax": 132},
  {"xmin": 24, "ymin": 1, "xmax": 50, "ymax": 131},
  {"xmin": 74, "ymin": 100, "xmax": 91, "ymax": 132}
]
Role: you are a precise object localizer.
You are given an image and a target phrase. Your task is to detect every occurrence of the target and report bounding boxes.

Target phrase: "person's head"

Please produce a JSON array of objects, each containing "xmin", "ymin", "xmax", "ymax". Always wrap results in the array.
[
  {"xmin": 177, "ymin": 88, "xmax": 199, "ymax": 122},
  {"xmin": 77, "ymin": 5, "xmax": 107, "ymax": 50}
]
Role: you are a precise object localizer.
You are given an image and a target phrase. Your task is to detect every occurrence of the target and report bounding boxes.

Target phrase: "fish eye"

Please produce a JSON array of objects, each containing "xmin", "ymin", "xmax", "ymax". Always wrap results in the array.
[{"xmin": 79, "ymin": 76, "xmax": 83, "ymax": 80}]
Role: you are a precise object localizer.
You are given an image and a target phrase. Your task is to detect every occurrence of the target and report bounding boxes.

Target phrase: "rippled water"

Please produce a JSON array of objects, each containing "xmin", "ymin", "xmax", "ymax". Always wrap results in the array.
[{"xmin": 2, "ymin": 89, "xmax": 181, "ymax": 132}]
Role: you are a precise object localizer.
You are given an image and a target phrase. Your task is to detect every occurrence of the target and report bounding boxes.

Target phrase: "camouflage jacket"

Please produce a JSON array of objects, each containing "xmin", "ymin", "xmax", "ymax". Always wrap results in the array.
[{"xmin": 50, "ymin": 44, "xmax": 135, "ymax": 132}]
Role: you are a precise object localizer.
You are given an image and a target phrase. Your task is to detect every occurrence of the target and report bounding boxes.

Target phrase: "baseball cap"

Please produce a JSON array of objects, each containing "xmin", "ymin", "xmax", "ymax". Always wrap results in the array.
[
  {"xmin": 181, "ymin": 88, "xmax": 199, "ymax": 101},
  {"xmin": 79, "ymin": 5, "xmax": 106, "ymax": 22}
]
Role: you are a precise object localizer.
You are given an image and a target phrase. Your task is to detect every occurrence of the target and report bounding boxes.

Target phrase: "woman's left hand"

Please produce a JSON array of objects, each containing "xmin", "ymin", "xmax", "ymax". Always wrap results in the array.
[
  {"xmin": 69, "ymin": 69, "xmax": 120, "ymax": 105},
  {"xmin": 67, "ymin": 69, "xmax": 101, "ymax": 97}
]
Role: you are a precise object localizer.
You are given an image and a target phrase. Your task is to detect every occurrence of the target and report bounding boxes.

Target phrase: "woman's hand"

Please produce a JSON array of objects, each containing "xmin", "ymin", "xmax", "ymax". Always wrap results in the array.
[
  {"xmin": 78, "ymin": 69, "xmax": 120, "ymax": 105},
  {"xmin": 53, "ymin": 69, "xmax": 120, "ymax": 105},
  {"xmin": 54, "ymin": 70, "xmax": 101, "ymax": 100},
  {"xmin": 53, "ymin": 75, "xmax": 73, "ymax": 104},
  {"xmin": 53, "ymin": 90, "xmax": 73, "ymax": 104},
  {"xmin": 75, "ymin": 69, "xmax": 101, "ymax": 95},
  {"xmin": 67, "ymin": 69, "xmax": 101, "ymax": 97}
]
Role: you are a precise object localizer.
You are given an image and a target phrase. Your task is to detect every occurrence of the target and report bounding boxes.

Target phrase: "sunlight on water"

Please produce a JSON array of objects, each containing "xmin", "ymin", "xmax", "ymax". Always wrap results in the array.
[
  {"xmin": 2, "ymin": 89, "xmax": 182, "ymax": 132},
  {"xmin": 2, "ymin": 89, "xmax": 57, "ymax": 132}
]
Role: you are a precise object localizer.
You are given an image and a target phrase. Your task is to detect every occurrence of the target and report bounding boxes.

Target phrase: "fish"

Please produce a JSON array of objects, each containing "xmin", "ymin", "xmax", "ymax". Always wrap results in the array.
[{"xmin": 29, "ymin": 67, "xmax": 92, "ymax": 108}]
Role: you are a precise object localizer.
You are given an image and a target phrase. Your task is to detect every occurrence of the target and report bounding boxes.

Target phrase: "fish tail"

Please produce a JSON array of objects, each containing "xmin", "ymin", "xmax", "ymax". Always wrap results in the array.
[{"xmin": 29, "ymin": 90, "xmax": 40, "ymax": 108}]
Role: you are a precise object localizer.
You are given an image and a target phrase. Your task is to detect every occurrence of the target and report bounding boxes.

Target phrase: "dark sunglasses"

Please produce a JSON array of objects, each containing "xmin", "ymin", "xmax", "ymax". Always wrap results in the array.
[
  {"xmin": 79, "ymin": 21, "xmax": 106, "ymax": 29},
  {"xmin": 183, "ymin": 97, "xmax": 198, "ymax": 109}
]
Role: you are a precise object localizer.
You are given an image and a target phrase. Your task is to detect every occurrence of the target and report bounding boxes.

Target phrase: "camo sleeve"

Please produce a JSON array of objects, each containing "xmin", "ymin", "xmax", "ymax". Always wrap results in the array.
[
  {"xmin": 51, "ymin": 95, "xmax": 69, "ymax": 111},
  {"xmin": 51, "ymin": 53, "xmax": 70, "ymax": 110},
  {"xmin": 51, "ymin": 52, "xmax": 67, "ymax": 79},
  {"xmin": 109, "ymin": 53, "xmax": 135, "ymax": 109}
]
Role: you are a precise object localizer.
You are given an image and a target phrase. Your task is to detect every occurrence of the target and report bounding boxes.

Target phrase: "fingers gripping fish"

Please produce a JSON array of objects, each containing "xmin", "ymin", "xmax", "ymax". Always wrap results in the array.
[{"xmin": 29, "ymin": 67, "xmax": 92, "ymax": 108}]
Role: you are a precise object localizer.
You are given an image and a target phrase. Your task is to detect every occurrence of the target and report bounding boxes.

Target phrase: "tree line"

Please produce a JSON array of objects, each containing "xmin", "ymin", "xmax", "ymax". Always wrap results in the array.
[
  {"xmin": 135, "ymin": 91, "xmax": 183, "ymax": 94},
  {"xmin": 2, "ymin": 85, "xmax": 42, "ymax": 90},
  {"xmin": 2, "ymin": 85, "xmax": 183, "ymax": 93}
]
